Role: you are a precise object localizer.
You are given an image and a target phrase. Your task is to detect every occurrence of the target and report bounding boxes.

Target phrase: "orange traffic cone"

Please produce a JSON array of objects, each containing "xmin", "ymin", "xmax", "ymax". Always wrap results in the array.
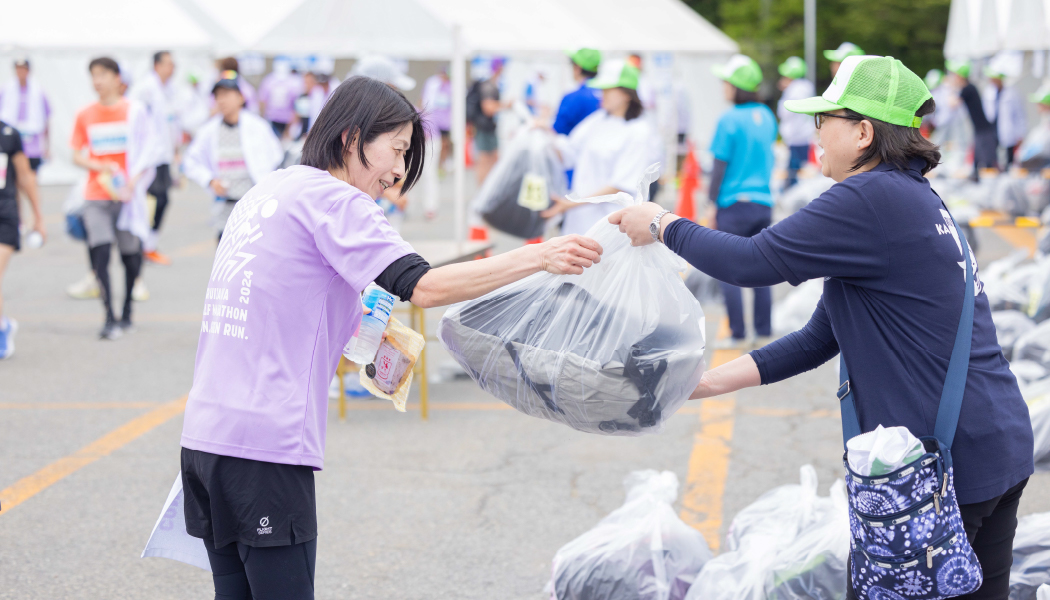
[{"xmin": 675, "ymin": 143, "xmax": 700, "ymax": 221}]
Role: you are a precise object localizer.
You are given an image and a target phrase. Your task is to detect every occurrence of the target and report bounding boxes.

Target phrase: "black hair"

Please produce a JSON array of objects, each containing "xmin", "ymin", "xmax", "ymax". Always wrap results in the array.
[
  {"xmin": 733, "ymin": 87, "xmax": 759, "ymax": 105},
  {"xmin": 845, "ymin": 98, "xmax": 941, "ymax": 175},
  {"xmin": 571, "ymin": 60, "xmax": 598, "ymax": 80},
  {"xmin": 623, "ymin": 88, "xmax": 643, "ymax": 121},
  {"xmin": 88, "ymin": 57, "xmax": 120, "ymax": 75},
  {"xmin": 218, "ymin": 57, "xmax": 239, "ymax": 72},
  {"xmin": 301, "ymin": 76, "xmax": 427, "ymax": 196},
  {"xmin": 153, "ymin": 51, "xmax": 171, "ymax": 66}
]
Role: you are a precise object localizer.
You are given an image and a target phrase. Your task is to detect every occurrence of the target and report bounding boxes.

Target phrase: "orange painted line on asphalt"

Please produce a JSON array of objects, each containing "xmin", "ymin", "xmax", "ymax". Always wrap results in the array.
[
  {"xmin": 740, "ymin": 407, "xmax": 840, "ymax": 419},
  {"xmin": 680, "ymin": 316, "xmax": 740, "ymax": 552},
  {"xmin": 0, "ymin": 402, "xmax": 164, "ymax": 410},
  {"xmin": 170, "ymin": 239, "xmax": 216, "ymax": 258},
  {"xmin": 333, "ymin": 401, "xmax": 512, "ymax": 411},
  {"xmin": 992, "ymin": 226, "xmax": 1037, "ymax": 256},
  {"xmin": 0, "ymin": 396, "xmax": 187, "ymax": 515}
]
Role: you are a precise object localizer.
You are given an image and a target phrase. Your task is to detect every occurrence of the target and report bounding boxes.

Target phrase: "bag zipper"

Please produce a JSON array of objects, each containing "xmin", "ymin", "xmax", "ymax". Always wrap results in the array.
[
  {"xmin": 856, "ymin": 532, "xmax": 960, "ymax": 571},
  {"xmin": 851, "ymin": 471, "xmax": 950, "ymax": 524}
]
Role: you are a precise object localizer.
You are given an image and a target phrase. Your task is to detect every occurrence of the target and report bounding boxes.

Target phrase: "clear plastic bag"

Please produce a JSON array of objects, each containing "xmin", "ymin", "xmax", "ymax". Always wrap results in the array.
[
  {"xmin": 359, "ymin": 317, "xmax": 425, "ymax": 412},
  {"xmin": 1022, "ymin": 377, "xmax": 1050, "ymax": 469},
  {"xmin": 994, "ymin": 310, "xmax": 1038, "ymax": 360},
  {"xmin": 546, "ymin": 470, "xmax": 713, "ymax": 600},
  {"xmin": 1010, "ymin": 512, "xmax": 1050, "ymax": 600},
  {"xmin": 438, "ymin": 166, "xmax": 706, "ymax": 436},
  {"xmin": 685, "ymin": 465, "xmax": 848, "ymax": 600},
  {"xmin": 474, "ymin": 129, "xmax": 567, "ymax": 239},
  {"xmin": 772, "ymin": 278, "xmax": 824, "ymax": 337}
]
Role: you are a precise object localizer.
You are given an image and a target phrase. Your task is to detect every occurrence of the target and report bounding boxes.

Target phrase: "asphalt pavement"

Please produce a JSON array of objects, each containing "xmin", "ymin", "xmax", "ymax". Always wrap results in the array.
[{"xmin": 0, "ymin": 177, "xmax": 1046, "ymax": 600}]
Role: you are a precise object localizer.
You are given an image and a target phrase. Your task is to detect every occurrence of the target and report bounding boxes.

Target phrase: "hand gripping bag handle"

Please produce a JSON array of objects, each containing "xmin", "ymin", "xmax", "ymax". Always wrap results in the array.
[{"xmin": 838, "ymin": 208, "xmax": 974, "ymax": 450}]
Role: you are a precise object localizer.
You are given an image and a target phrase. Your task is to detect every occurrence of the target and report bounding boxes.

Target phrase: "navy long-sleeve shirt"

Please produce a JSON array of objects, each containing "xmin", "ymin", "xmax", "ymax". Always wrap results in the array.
[{"xmin": 662, "ymin": 159, "xmax": 1033, "ymax": 504}]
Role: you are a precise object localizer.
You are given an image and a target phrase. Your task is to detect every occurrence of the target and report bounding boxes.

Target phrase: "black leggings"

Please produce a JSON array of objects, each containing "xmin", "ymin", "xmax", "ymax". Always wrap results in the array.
[
  {"xmin": 848, "ymin": 477, "xmax": 1029, "ymax": 600},
  {"xmin": 205, "ymin": 537, "xmax": 317, "ymax": 600}
]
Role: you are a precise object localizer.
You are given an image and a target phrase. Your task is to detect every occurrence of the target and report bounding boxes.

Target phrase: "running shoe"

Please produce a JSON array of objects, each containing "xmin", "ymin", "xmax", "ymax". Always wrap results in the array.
[
  {"xmin": 712, "ymin": 336, "xmax": 750, "ymax": 350},
  {"xmin": 752, "ymin": 336, "xmax": 774, "ymax": 349},
  {"xmin": 119, "ymin": 317, "xmax": 135, "ymax": 333},
  {"xmin": 66, "ymin": 273, "xmax": 100, "ymax": 299},
  {"xmin": 132, "ymin": 278, "xmax": 150, "ymax": 302},
  {"xmin": 144, "ymin": 250, "xmax": 172, "ymax": 266},
  {"xmin": 0, "ymin": 317, "xmax": 16, "ymax": 359},
  {"xmin": 99, "ymin": 321, "xmax": 123, "ymax": 341}
]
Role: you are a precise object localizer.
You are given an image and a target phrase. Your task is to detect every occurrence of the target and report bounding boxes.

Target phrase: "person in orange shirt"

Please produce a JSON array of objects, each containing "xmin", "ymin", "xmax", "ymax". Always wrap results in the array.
[{"xmin": 71, "ymin": 57, "xmax": 153, "ymax": 340}]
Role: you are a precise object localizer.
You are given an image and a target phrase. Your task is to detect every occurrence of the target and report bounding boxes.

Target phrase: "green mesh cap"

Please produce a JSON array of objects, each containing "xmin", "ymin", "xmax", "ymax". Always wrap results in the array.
[
  {"xmin": 566, "ymin": 48, "xmax": 601, "ymax": 73},
  {"xmin": 924, "ymin": 69, "xmax": 944, "ymax": 90},
  {"xmin": 588, "ymin": 59, "xmax": 639, "ymax": 90},
  {"xmin": 783, "ymin": 55, "xmax": 932, "ymax": 128},
  {"xmin": 712, "ymin": 54, "xmax": 763, "ymax": 92},
  {"xmin": 778, "ymin": 56, "xmax": 807, "ymax": 80},
  {"xmin": 945, "ymin": 59, "xmax": 971, "ymax": 78},
  {"xmin": 1032, "ymin": 82, "xmax": 1050, "ymax": 105},
  {"xmin": 823, "ymin": 42, "xmax": 864, "ymax": 63}
]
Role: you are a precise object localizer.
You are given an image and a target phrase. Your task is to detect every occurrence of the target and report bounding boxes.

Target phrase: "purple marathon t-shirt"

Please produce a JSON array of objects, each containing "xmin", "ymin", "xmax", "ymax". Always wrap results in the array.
[{"xmin": 181, "ymin": 165, "xmax": 413, "ymax": 469}]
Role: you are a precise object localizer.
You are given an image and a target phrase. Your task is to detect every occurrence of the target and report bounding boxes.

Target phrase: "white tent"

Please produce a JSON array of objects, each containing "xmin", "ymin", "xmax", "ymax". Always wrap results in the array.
[
  {"xmin": 0, "ymin": 0, "xmax": 217, "ymax": 184},
  {"xmin": 945, "ymin": 0, "xmax": 1050, "ymax": 58},
  {"xmin": 250, "ymin": 0, "xmax": 738, "ymax": 242}
]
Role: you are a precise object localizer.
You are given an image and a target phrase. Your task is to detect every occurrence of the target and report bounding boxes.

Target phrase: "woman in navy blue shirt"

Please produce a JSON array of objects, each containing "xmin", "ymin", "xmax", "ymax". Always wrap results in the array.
[{"xmin": 611, "ymin": 56, "xmax": 1032, "ymax": 599}]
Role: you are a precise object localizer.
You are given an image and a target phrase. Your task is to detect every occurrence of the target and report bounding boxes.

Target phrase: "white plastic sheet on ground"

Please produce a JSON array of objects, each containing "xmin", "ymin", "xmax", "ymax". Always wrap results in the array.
[
  {"xmin": 141, "ymin": 473, "xmax": 211, "ymax": 571},
  {"xmin": 546, "ymin": 470, "xmax": 712, "ymax": 600},
  {"xmin": 684, "ymin": 465, "xmax": 849, "ymax": 600},
  {"xmin": 1010, "ymin": 512, "xmax": 1050, "ymax": 599},
  {"xmin": 438, "ymin": 166, "xmax": 706, "ymax": 436}
]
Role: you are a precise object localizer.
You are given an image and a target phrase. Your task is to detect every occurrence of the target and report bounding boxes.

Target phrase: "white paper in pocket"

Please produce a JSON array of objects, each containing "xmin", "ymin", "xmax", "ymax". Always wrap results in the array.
[{"xmin": 141, "ymin": 473, "xmax": 212, "ymax": 571}]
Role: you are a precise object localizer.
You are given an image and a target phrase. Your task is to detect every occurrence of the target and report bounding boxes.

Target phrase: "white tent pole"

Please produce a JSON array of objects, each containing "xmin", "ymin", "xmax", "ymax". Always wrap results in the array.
[{"xmin": 451, "ymin": 23, "xmax": 466, "ymax": 249}]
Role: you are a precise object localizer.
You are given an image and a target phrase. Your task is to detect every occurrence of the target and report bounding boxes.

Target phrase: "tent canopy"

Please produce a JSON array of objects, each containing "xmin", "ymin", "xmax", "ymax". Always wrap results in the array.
[
  {"xmin": 251, "ymin": 0, "xmax": 738, "ymax": 58},
  {"xmin": 0, "ymin": 0, "xmax": 213, "ymax": 51},
  {"xmin": 945, "ymin": 0, "xmax": 1050, "ymax": 58}
]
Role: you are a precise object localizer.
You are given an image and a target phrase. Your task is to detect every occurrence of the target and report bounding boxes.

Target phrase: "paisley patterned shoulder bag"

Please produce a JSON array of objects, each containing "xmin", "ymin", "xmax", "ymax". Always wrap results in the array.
[{"xmin": 839, "ymin": 212, "xmax": 981, "ymax": 600}]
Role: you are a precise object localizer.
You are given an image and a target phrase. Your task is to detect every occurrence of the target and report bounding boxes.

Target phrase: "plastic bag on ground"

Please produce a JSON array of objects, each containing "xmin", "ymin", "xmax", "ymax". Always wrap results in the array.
[
  {"xmin": 547, "ymin": 470, "xmax": 712, "ymax": 600},
  {"xmin": 994, "ymin": 310, "xmax": 1038, "ymax": 360},
  {"xmin": 473, "ymin": 129, "xmax": 567, "ymax": 239},
  {"xmin": 772, "ymin": 278, "xmax": 824, "ymax": 336},
  {"xmin": 1009, "ymin": 512, "xmax": 1050, "ymax": 600},
  {"xmin": 686, "ymin": 465, "xmax": 847, "ymax": 600},
  {"xmin": 141, "ymin": 473, "xmax": 211, "ymax": 571},
  {"xmin": 1015, "ymin": 321, "xmax": 1050, "ymax": 370},
  {"xmin": 438, "ymin": 165, "xmax": 706, "ymax": 436},
  {"xmin": 1022, "ymin": 377, "xmax": 1050, "ymax": 469},
  {"xmin": 846, "ymin": 424, "xmax": 925, "ymax": 476}
]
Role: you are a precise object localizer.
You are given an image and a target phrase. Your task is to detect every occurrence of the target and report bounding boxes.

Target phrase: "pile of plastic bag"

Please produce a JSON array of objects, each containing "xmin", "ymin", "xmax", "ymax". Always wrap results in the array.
[
  {"xmin": 772, "ymin": 279, "xmax": 824, "ymax": 337},
  {"xmin": 684, "ymin": 465, "xmax": 849, "ymax": 600},
  {"xmin": 473, "ymin": 129, "xmax": 567, "ymax": 239},
  {"xmin": 547, "ymin": 470, "xmax": 712, "ymax": 600},
  {"xmin": 1010, "ymin": 512, "xmax": 1050, "ymax": 599},
  {"xmin": 438, "ymin": 166, "xmax": 706, "ymax": 436}
]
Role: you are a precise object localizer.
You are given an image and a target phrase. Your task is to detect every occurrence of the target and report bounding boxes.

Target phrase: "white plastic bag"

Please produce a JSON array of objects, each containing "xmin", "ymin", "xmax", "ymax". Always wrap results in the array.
[
  {"xmin": 474, "ymin": 129, "xmax": 567, "ymax": 239},
  {"xmin": 846, "ymin": 424, "xmax": 925, "ymax": 476},
  {"xmin": 141, "ymin": 473, "xmax": 211, "ymax": 571},
  {"xmin": 685, "ymin": 465, "xmax": 847, "ymax": 600},
  {"xmin": 1009, "ymin": 512, "xmax": 1050, "ymax": 600},
  {"xmin": 995, "ymin": 310, "xmax": 1039, "ymax": 360},
  {"xmin": 1022, "ymin": 377, "xmax": 1050, "ymax": 469},
  {"xmin": 546, "ymin": 470, "xmax": 712, "ymax": 600},
  {"xmin": 772, "ymin": 278, "xmax": 824, "ymax": 336},
  {"xmin": 438, "ymin": 165, "xmax": 706, "ymax": 436}
]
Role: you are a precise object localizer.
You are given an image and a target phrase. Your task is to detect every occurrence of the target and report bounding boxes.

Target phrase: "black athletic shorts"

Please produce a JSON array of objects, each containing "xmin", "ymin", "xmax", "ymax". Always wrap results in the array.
[
  {"xmin": 148, "ymin": 163, "xmax": 172, "ymax": 196},
  {"xmin": 28, "ymin": 157, "xmax": 41, "ymax": 172},
  {"xmin": 181, "ymin": 448, "xmax": 317, "ymax": 549},
  {"xmin": 0, "ymin": 199, "xmax": 19, "ymax": 250}
]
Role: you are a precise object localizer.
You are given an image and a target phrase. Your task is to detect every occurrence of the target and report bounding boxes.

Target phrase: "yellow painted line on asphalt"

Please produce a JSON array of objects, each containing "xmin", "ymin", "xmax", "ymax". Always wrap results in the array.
[
  {"xmin": 992, "ymin": 226, "xmax": 1037, "ymax": 256},
  {"xmin": 740, "ymin": 407, "xmax": 840, "ymax": 419},
  {"xmin": 333, "ymin": 401, "xmax": 512, "ymax": 411},
  {"xmin": 170, "ymin": 239, "xmax": 216, "ymax": 258},
  {"xmin": 0, "ymin": 395, "xmax": 187, "ymax": 515},
  {"xmin": 0, "ymin": 402, "xmax": 164, "ymax": 410},
  {"xmin": 680, "ymin": 317, "xmax": 739, "ymax": 552}
]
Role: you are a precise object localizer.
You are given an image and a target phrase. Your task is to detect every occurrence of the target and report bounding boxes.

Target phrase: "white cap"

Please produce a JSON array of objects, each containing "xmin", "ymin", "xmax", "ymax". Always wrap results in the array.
[{"xmin": 350, "ymin": 55, "xmax": 416, "ymax": 91}]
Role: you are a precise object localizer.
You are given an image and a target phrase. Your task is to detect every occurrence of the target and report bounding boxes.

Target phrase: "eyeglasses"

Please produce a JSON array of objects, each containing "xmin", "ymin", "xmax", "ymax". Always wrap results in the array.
[{"xmin": 814, "ymin": 112, "xmax": 862, "ymax": 129}]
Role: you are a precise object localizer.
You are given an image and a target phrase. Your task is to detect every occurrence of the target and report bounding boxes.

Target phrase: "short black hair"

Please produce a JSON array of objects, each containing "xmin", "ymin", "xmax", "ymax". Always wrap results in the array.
[
  {"xmin": 733, "ymin": 87, "xmax": 759, "ymax": 105},
  {"xmin": 846, "ymin": 98, "xmax": 941, "ymax": 175},
  {"xmin": 88, "ymin": 57, "xmax": 120, "ymax": 76},
  {"xmin": 218, "ymin": 57, "xmax": 239, "ymax": 72},
  {"xmin": 580, "ymin": 68, "xmax": 598, "ymax": 79},
  {"xmin": 623, "ymin": 88, "xmax": 643, "ymax": 121},
  {"xmin": 153, "ymin": 51, "xmax": 171, "ymax": 66},
  {"xmin": 301, "ymin": 76, "xmax": 427, "ymax": 196}
]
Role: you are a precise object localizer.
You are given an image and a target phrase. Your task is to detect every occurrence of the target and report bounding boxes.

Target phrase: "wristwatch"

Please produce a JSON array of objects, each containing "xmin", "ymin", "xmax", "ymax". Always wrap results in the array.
[{"xmin": 650, "ymin": 210, "xmax": 671, "ymax": 243}]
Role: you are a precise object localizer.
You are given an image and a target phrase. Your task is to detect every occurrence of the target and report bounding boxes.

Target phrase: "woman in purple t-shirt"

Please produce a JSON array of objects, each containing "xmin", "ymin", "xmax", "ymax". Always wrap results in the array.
[{"xmin": 180, "ymin": 76, "xmax": 603, "ymax": 598}]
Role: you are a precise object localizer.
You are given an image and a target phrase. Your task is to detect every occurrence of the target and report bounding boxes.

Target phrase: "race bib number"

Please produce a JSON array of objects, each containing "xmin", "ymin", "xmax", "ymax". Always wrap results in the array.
[
  {"xmin": 517, "ymin": 173, "xmax": 549, "ymax": 211},
  {"xmin": 87, "ymin": 121, "xmax": 128, "ymax": 156},
  {"xmin": 0, "ymin": 153, "xmax": 8, "ymax": 190}
]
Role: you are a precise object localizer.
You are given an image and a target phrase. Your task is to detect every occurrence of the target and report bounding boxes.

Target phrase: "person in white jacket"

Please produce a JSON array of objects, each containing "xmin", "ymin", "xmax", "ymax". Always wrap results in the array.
[
  {"xmin": 776, "ymin": 57, "xmax": 815, "ymax": 190},
  {"xmin": 982, "ymin": 66, "xmax": 1027, "ymax": 170},
  {"xmin": 183, "ymin": 72, "xmax": 283, "ymax": 241}
]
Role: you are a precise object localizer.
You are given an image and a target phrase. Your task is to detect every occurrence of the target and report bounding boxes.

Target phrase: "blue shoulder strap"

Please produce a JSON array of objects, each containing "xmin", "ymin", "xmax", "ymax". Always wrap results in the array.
[{"xmin": 839, "ymin": 210, "xmax": 974, "ymax": 450}]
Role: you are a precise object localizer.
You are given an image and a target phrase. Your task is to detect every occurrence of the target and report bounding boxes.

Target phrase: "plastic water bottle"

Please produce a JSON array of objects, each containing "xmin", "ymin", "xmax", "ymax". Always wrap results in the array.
[{"xmin": 350, "ymin": 284, "xmax": 395, "ymax": 364}]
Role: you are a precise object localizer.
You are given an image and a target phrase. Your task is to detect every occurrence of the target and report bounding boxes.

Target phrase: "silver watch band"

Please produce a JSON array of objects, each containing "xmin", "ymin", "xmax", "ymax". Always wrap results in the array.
[{"xmin": 651, "ymin": 210, "xmax": 671, "ymax": 243}]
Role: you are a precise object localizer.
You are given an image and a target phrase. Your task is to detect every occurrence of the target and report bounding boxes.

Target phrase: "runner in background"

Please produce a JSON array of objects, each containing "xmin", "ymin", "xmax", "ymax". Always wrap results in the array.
[
  {"xmin": 553, "ymin": 48, "xmax": 601, "ymax": 189},
  {"xmin": 824, "ymin": 42, "xmax": 864, "ymax": 77},
  {"xmin": 468, "ymin": 57, "xmax": 506, "ymax": 186},
  {"xmin": 132, "ymin": 51, "xmax": 180, "ymax": 265},
  {"xmin": 70, "ymin": 58, "xmax": 159, "ymax": 340},
  {"xmin": 983, "ymin": 63, "xmax": 1027, "ymax": 171},
  {"xmin": 542, "ymin": 59, "xmax": 655, "ymax": 235},
  {"xmin": 258, "ymin": 57, "xmax": 302, "ymax": 139},
  {"xmin": 776, "ymin": 56, "xmax": 815, "ymax": 190},
  {"xmin": 183, "ymin": 72, "xmax": 283, "ymax": 242},
  {"xmin": 421, "ymin": 66, "xmax": 452, "ymax": 220},
  {"xmin": 709, "ymin": 54, "xmax": 778, "ymax": 348},
  {"xmin": 946, "ymin": 60, "xmax": 998, "ymax": 179},
  {"xmin": 215, "ymin": 58, "xmax": 258, "ymax": 114},
  {"xmin": 306, "ymin": 73, "xmax": 339, "ymax": 134},
  {"xmin": 0, "ymin": 116, "xmax": 46, "ymax": 359},
  {"xmin": 0, "ymin": 58, "xmax": 50, "ymax": 174}
]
